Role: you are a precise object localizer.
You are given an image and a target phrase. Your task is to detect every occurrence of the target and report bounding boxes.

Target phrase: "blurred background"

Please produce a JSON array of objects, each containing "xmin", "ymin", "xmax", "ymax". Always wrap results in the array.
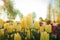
[
  {"xmin": 14, "ymin": 0, "xmax": 49, "ymax": 20},
  {"xmin": 0, "ymin": 0, "xmax": 58, "ymax": 21}
]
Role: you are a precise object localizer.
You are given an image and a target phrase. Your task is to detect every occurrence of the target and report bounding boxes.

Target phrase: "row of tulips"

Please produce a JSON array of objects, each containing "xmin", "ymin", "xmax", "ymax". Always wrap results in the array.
[
  {"xmin": 0, "ymin": 14, "xmax": 59, "ymax": 40},
  {"xmin": 0, "ymin": 20, "xmax": 56, "ymax": 40}
]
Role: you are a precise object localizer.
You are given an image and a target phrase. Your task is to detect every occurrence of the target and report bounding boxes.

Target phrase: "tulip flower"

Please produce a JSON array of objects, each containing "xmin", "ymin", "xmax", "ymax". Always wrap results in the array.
[
  {"xmin": 43, "ymin": 31, "xmax": 49, "ymax": 40},
  {"xmin": 14, "ymin": 33, "xmax": 21, "ymax": 40},
  {"xmin": 7, "ymin": 26, "xmax": 13, "ymax": 33},
  {"xmin": 4, "ymin": 23, "xmax": 9, "ymax": 29},
  {"xmin": 34, "ymin": 21, "xmax": 40, "ymax": 29},
  {"xmin": 0, "ymin": 29, "xmax": 4, "ymax": 35},
  {"xmin": 16, "ymin": 24, "xmax": 21, "ymax": 31},
  {"xmin": 45, "ymin": 24, "xmax": 52, "ymax": 33}
]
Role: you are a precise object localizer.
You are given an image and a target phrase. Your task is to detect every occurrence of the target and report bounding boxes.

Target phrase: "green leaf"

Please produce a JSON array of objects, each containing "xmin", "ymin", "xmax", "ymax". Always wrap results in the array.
[{"xmin": 3, "ymin": 0, "xmax": 18, "ymax": 19}]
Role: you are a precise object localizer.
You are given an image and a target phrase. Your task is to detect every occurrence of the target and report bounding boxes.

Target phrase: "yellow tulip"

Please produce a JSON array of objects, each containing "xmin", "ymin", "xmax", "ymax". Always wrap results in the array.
[
  {"xmin": 26, "ymin": 13, "xmax": 33, "ymax": 27},
  {"xmin": 45, "ymin": 24, "xmax": 52, "ymax": 33},
  {"xmin": 4, "ymin": 23, "xmax": 9, "ymax": 29},
  {"xmin": 14, "ymin": 33, "xmax": 21, "ymax": 40},
  {"xmin": 34, "ymin": 21, "xmax": 40, "ymax": 29},
  {"xmin": 56, "ymin": 19, "xmax": 60, "ymax": 24},
  {"xmin": 0, "ymin": 19, "xmax": 4, "ymax": 25},
  {"xmin": 13, "ymin": 22, "xmax": 17, "ymax": 29},
  {"xmin": 40, "ymin": 32, "xmax": 44, "ymax": 40},
  {"xmin": 56, "ymin": 12, "xmax": 60, "ymax": 24},
  {"xmin": 44, "ymin": 31, "xmax": 49, "ymax": 40},
  {"xmin": 0, "ymin": 29, "xmax": 4, "ymax": 35},
  {"xmin": 20, "ymin": 18, "xmax": 25, "ymax": 28},
  {"xmin": 40, "ymin": 31, "xmax": 49, "ymax": 40},
  {"xmin": 26, "ymin": 16, "xmax": 31, "ymax": 26},
  {"xmin": 16, "ymin": 24, "xmax": 21, "ymax": 31},
  {"xmin": 24, "ymin": 17, "xmax": 28, "ymax": 27},
  {"xmin": 7, "ymin": 26, "xmax": 13, "ymax": 33},
  {"xmin": 0, "ymin": 19, "xmax": 4, "ymax": 28},
  {"xmin": 40, "ymin": 24, "xmax": 46, "ymax": 32},
  {"xmin": 40, "ymin": 26, "xmax": 44, "ymax": 32}
]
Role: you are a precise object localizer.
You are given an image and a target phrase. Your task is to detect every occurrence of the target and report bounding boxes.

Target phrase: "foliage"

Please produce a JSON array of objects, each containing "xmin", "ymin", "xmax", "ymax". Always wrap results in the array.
[{"xmin": 2, "ymin": 0, "xmax": 18, "ymax": 19}]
